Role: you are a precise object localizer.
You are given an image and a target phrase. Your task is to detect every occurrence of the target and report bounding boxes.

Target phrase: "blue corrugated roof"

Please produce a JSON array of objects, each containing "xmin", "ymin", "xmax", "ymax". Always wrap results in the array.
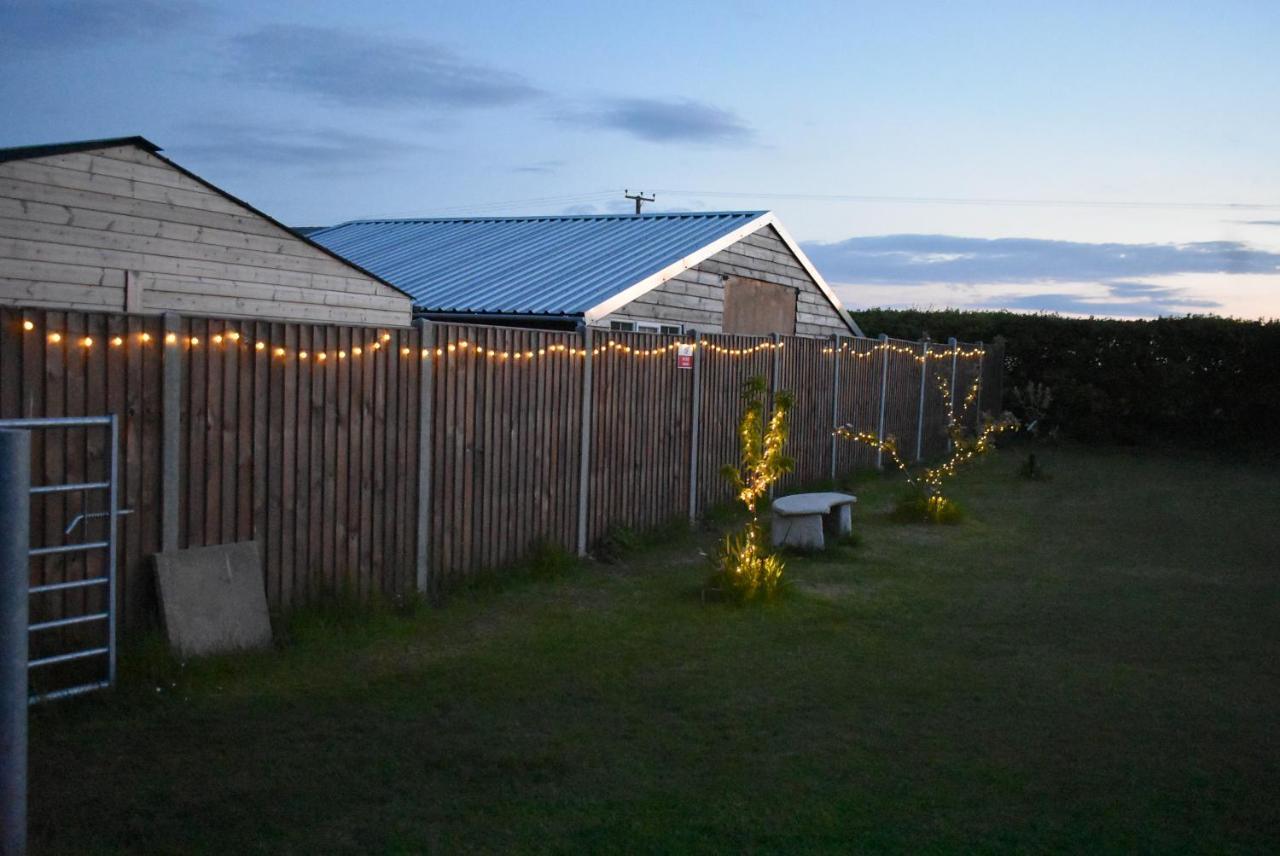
[{"xmin": 309, "ymin": 211, "xmax": 767, "ymax": 315}]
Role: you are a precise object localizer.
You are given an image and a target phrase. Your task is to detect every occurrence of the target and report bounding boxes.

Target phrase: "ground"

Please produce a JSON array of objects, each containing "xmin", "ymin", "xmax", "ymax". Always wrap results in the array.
[{"xmin": 28, "ymin": 445, "xmax": 1280, "ymax": 854}]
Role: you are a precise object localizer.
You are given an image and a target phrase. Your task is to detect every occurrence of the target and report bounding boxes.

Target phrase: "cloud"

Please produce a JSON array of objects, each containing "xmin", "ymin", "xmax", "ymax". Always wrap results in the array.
[
  {"xmin": 1236, "ymin": 220, "xmax": 1280, "ymax": 226},
  {"xmin": 976, "ymin": 281, "xmax": 1220, "ymax": 317},
  {"xmin": 230, "ymin": 25, "xmax": 542, "ymax": 109},
  {"xmin": 802, "ymin": 234, "xmax": 1280, "ymax": 285},
  {"xmin": 511, "ymin": 160, "xmax": 566, "ymax": 174},
  {"xmin": 0, "ymin": 0, "xmax": 207, "ymax": 51},
  {"xmin": 171, "ymin": 122, "xmax": 429, "ymax": 172},
  {"xmin": 558, "ymin": 97, "xmax": 754, "ymax": 145}
]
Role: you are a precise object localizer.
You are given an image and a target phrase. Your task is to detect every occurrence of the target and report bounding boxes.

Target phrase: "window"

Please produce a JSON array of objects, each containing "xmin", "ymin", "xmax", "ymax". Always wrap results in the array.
[
  {"xmin": 722, "ymin": 276, "xmax": 797, "ymax": 335},
  {"xmin": 608, "ymin": 320, "xmax": 683, "ymax": 335}
]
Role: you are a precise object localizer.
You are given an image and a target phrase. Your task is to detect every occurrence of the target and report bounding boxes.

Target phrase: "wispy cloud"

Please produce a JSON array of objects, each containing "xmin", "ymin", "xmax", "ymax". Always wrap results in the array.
[
  {"xmin": 558, "ymin": 97, "xmax": 754, "ymax": 145},
  {"xmin": 171, "ymin": 122, "xmax": 429, "ymax": 172},
  {"xmin": 229, "ymin": 25, "xmax": 542, "ymax": 109},
  {"xmin": 802, "ymin": 234, "xmax": 1280, "ymax": 285},
  {"xmin": 1236, "ymin": 220, "xmax": 1280, "ymax": 226},
  {"xmin": 511, "ymin": 160, "xmax": 566, "ymax": 174},
  {"xmin": 0, "ymin": 0, "xmax": 207, "ymax": 51}
]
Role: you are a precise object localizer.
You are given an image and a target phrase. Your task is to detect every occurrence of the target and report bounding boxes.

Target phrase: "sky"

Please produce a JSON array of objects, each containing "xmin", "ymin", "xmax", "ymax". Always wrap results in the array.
[{"xmin": 2, "ymin": 0, "xmax": 1278, "ymax": 319}]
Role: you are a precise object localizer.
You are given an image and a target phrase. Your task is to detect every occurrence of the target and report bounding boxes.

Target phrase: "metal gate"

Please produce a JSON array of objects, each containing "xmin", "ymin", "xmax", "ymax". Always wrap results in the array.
[{"xmin": 0, "ymin": 415, "xmax": 122, "ymax": 704}]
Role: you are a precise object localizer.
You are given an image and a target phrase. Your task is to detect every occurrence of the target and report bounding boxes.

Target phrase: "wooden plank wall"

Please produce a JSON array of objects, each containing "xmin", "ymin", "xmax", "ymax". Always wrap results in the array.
[
  {"xmin": 693, "ymin": 334, "xmax": 777, "ymax": 511},
  {"xmin": 1, "ymin": 309, "xmax": 998, "ymax": 634},
  {"xmin": 588, "ymin": 331, "xmax": 693, "ymax": 543},
  {"xmin": 429, "ymin": 325, "xmax": 582, "ymax": 592}
]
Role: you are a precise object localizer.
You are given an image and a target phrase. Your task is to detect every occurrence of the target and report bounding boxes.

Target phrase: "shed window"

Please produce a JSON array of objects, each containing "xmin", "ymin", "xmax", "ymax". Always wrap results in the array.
[{"xmin": 609, "ymin": 320, "xmax": 683, "ymax": 335}]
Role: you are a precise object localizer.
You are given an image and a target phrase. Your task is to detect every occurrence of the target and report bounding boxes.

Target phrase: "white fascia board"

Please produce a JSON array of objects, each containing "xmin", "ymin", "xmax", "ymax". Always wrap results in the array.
[{"xmin": 583, "ymin": 212, "xmax": 864, "ymax": 337}]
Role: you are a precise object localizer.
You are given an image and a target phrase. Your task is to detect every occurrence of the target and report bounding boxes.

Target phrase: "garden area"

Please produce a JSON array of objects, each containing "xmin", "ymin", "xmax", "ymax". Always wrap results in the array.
[{"xmin": 28, "ymin": 443, "xmax": 1280, "ymax": 853}]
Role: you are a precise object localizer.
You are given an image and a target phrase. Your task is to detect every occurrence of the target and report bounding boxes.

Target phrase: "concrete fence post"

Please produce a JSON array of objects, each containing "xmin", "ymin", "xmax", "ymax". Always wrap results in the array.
[
  {"xmin": 947, "ymin": 337, "xmax": 959, "ymax": 451},
  {"xmin": 687, "ymin": 331, "xmax": 702, "ymax": 527},
  {"xmin": 160, "ymin": 312, "xmax": 181, "ymax": 554},
  {"xmin": 575, "ymin": 326, "xmax": 594, "ymax": 557},
  {"xmin": 1, "ymin": 428, "xmax": 30, "ymax": 856},
  {"xmin": 974, "ymin": 341, "xmax": 985, "ymax": 430},
  {"xmin": 769, "ymin": 332, "xmax": 782, "ymax": 498},
  {"xmin": 829, "ymin": 334, "xmax": 842, "ymax": 481},
  {"xmin": 413, "ymin": 319, "xmax": 435, "ymax": 595},
  {"xmin": 915, "ymin": 340, "xmax": 930, "ymax": 462},
  {"xmin": 876, "ymin": 333, "xmax": 890, "ymax": 470}
]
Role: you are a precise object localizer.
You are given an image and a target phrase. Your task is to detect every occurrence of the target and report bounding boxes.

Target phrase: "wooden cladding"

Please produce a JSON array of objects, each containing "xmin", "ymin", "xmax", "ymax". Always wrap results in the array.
[{"xmin": 1, "ymin": 307, "xmax": 1000, "ymax": 634}]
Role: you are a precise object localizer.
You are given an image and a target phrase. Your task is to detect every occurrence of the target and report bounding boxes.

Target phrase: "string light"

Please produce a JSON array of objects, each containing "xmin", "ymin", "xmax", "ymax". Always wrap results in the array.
[
  {"xmin": 212, "ymin": 334, "xmax": 223, "ymax": 345},
  {"xmin": 339, "ymin": 350, "xmax": 347, "ymax": 359},
  {"xmin": 140, "ymin": 332, "xmax": 152, "ymax": 343},
  {"xmin": 353, "ymin": 347, "xmax": 362, "ymax": 356},
  {"xmin": 255, "ymin": 341, "xmax": 266, "ymax": 351},
  {"xmin": 165, "ymin": 332, "xmax": 177, "ymax": 345},
  {"xmin": 22, "ymin": 320, "xmax": 34, "ymax": 331},
  {"xmin": 299, "ymin": 351, "xmax": 308, "ymax": 360},
  {"xmin": 274, "ymin": 347, "xmax": 285, "ymax": 357},
  {"xmin": 111, "ymin": 336, "xmax": 124, "ymax": 347},
  {"xmin": 317, "ymin": 352, "xmax": 327, "ymax": 361},
  {"xmin": 227, "ymin": 331, "xmax": 240, "ymax": 341},
  {"xmin": 189, "ymin": 336, "xmax": 200, "ymax": 346},
  {"xmin": 48, "ymin": 332, "xmax": 62, "ymax": 344},
  {"xmin": 80, "ymin": 336, "xmax": 93, "ymax": 348}
]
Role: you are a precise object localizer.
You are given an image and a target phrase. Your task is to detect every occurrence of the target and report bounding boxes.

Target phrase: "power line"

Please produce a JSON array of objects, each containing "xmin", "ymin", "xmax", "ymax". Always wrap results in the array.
[{"xmin": 648, "ymin": 188, "xmax": 1280, "ymax": 212}]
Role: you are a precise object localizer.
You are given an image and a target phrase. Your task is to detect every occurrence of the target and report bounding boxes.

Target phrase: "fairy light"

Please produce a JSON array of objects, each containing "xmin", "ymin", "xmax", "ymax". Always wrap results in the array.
[
  {"xmin": 274, "ymin": 347, "xmax": 285, "ymax": 357},
  {"xmin": 227, "ymin": 331, "xmax": 240, "ymax": 342},
  {"xmin": 212, "ymin": 334, "xmax": 223, "ymax": 345},
  {"xmin": 189, "ymin": 336, "xmax": 200, "ymax": 346},
  {"xmin": 317, "ymin": 352, "xmax": 327, "ymax": 361},
  {"xmin": 339, "ymin": 350, "xmax": 347, "ymax": 359},
  {"xmin": 165, "ymin": 332, "xmax": 177, "ymax": 345},
  {"xmin": 372, "ymin": 341, "xmax": 381, "ymax": 350},
  {"xmin": 255, "ymin": 341, "xmax": 266, "ymax": 351},
  {"xmin": 80, "ymin": 336, "xmax": 93, "ymax": 348},
  {"xmin": 140, "ymin": 332, "xmax": 152, "ymax": 343},
  {"xmin": 381, "ymin": 332, "xmax": 391, "ymax": 342},
  {"xmin": 48, "ymin": 332, "xmax": 62, "ymax": 344},
  {"xmin": 401, "ymin": 347, "xmax": 410, "ymax": 356},
  {"xmin": 22, "ymin": 320, "xmax": 34, "ymax": 331},
  {"xmin": 111, "ymin": 336, "xmax": 123, "ymax": 347},
  {"xmin": 353, "ymin": 346, "xmax": 362, "ymax": 356},
  {"xmin": 299, "ymin": 351, "xmax": 308, "ymax": 360}
]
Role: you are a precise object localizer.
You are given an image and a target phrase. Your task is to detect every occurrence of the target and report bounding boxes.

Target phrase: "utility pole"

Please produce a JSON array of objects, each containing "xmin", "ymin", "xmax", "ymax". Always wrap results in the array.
[{"xmin": 624, "ymin": 189, "xmax": 655, "ymax": 215}]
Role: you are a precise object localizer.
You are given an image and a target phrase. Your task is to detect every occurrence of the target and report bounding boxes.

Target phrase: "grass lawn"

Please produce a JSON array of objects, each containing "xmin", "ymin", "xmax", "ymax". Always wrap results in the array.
[{"xmin": 29, "ymin": 445, "xmax": 1280, "ymax": 853}]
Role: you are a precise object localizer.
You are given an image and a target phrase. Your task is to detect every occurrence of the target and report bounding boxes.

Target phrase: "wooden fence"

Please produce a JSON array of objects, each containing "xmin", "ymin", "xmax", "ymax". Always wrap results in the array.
[{"xmin": 0, "ymin": 306, "xmax": 1002, "ymax": 633}]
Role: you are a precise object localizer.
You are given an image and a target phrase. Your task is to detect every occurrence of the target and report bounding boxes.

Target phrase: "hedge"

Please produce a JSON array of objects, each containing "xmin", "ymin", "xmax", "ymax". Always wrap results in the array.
[{"xmin": 850, "ymin": 310, "xmax": 1280, "ymax": 449}]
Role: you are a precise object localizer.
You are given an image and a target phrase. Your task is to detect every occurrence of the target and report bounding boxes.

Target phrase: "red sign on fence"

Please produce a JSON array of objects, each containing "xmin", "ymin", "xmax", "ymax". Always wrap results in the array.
[{"xmin": 676, "ymin": 344, "xmax": 694, "ymax": 369}]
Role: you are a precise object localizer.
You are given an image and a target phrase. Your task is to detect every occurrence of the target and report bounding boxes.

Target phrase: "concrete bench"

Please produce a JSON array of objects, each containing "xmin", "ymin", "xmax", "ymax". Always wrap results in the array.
[{"xmin": 770, "ymin": 492, "xmax": 857, "ymax": 550}]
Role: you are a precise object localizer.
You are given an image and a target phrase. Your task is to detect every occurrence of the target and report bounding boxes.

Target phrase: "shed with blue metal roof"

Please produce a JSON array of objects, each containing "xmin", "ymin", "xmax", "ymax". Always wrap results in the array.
[{"xmin": 310, "ymin": 211, "xmax": 863, "ymax": 338}]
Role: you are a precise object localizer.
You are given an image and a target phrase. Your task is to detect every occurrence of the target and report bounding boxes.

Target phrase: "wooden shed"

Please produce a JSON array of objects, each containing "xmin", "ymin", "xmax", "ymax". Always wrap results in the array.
[
  {"xmin": 311, "ymin": 211, "xmax": 863, "ymax": 337},
  {"xmin": 0, "ymin": 136, "xmax": 413, "ymax": 326}
]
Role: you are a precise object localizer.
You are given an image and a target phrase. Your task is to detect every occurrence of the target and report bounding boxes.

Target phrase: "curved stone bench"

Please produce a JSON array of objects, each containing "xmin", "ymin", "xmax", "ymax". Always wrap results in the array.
[{"xmin": 770, "ymin": 492, "xmax": 857, "ymax": 550}]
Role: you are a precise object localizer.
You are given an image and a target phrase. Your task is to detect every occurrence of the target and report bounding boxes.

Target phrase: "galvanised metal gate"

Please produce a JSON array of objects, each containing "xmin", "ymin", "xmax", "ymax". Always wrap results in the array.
[{"xmin": 0, "ymin": 415, "xmax": 122, "ymax": 704}]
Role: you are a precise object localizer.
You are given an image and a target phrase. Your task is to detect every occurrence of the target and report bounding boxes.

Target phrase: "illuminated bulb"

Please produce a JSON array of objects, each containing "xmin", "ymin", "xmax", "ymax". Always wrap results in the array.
[
  {"xmin": 371, "ymin": 341, "xmax": 381, "ymax": 350},
  {"xmin": 22, "ymin": 320, "xmax": 34, "ymax": 331},
  {"xmin": 353, "ymin": 347, "xmax": 362, "ymax": 356},
  {"xmin": 111, "ymin": 336, "xmax": 123, "ymax": 347},
  {"xmin": 538, "ymin": 348, "xmax": 545, "ymax": 355},
  {"xmin": 140, "ymin": 332, "xmax": 152, "ymax": 343},
  {"xmin": 458, "ymin": 341, "xmax": 468, "ymax": 349},
  {"xmin": 513, "ymin": 353, "xmax": 522, "ymax": 360},
  {"xmin": 317, "ymin": 352, "xmax": 327, "ymax": 361},
  {"xmin": 401, "ymin": 347, "xmax": 410, "ymax": 355},
  {"xmin": 212, "ymin": 334, "xmax": 223, "ymax": 344},
  {"xmin": 189, "ymin": 337, "xmax": 200, "ymax": 346},
  {"xmin": 420, "ymin": 349, "xmax": 429, "ymax": 358},
  {"xmin": 299, "ymin": 351, "xmax": 308, "ymax": 360},
  {"xmin": 253, "ymin": 341, "xmax": 265, "ymax": 351},
  {"xmin": 339, "ymin": 350, "xmax": 347, "ymax": 359},
  {"xmin": 381, "ymin": 332, "xmax": 391, "ymax": 342},
  {"xmin": 227, "ymin": 331, "xmax": 240, "ymax": 341},
  {"xmin": 80, "ymin": 336, "xmax": 93, "ymax": 348},
  {"xmin": 434, "ymin": 348, "xmax": 442, "ymax": 356},
  {"xmin": 447, "ymin": 344, "xmax": 456, "ymax": 352},
  {"xmin": 274, "ymin": 347, "xmax": 285, "ymax": 357},
  {"xmin": 165, "ymin": 332, "xmax": 177, "ymax": 344},
  {"xmin": 48, "ymin": 332, "xmax": 62, "ymax": 344}
]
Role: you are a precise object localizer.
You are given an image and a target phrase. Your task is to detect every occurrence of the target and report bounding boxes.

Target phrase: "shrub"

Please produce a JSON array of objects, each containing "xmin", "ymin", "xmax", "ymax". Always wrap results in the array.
[{"xmin": 707, "ymin": 376, "xmax": 794, "ymax": 602}]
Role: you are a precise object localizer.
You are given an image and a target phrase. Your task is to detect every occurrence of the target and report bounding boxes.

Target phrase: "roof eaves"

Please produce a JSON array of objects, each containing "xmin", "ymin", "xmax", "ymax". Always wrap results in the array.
[{"xmin": 0, "ymin": 135, "xmax": 161, "ymax": 165}]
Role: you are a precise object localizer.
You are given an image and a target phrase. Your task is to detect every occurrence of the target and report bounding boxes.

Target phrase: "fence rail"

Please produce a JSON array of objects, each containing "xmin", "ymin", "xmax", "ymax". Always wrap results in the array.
[{"xmin": 0, "ymin": 306, "xmax": 1003, "ymax": 632}]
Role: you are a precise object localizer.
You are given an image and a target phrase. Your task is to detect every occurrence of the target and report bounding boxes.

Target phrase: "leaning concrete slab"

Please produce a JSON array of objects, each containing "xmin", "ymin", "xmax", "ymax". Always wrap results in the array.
[{"xmin": 154, "ymin": 541, "xmax": 272, "ymax": 658}]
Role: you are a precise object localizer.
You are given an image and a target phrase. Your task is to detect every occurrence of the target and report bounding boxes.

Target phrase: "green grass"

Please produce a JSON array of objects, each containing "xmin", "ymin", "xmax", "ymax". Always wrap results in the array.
[{"xmin": 28, "ymin": 446, "xmax": 1280, "ymax": 853}]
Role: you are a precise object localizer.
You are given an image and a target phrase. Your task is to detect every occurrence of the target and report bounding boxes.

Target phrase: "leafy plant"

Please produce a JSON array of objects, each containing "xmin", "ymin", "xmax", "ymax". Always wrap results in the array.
[
  {"xmin": 837, "ymin": 374, "xmax": 1018, "ymax": 522},
  {"xmin": 707, "ymin": 376, "xmax": 794, "ymax": 602}
]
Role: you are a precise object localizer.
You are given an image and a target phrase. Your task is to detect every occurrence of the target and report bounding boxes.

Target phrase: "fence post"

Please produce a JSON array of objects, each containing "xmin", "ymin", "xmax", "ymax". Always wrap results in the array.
[
  {"xmin": 161, "ymin": 312, "xmax": 181, "ymax": 554},
  {"xmin": 687, "ymin": 331, "xmax": 702, "ymax": 527},
  {"xmin": 974, "ymin": 341, "xmax": 985, "ymax": 430},
  {"xmin": 1, "ymin": 428, "xmax": 30, "ymax": 856},
  {"xmin": 769, "ymin": 332, "xmax": 782, "ymax": 498},
  {"xmin": 947, "ymin": 337, "xmax": 958, "ymax": 452},
  {"xmin": 876, "ymin": 333, "xmax": 889, "ymax": 470},
  {"xmin": 413, "ymin": 319, "xmax": 435, "ymax": 595},
  {"xmin": 829, "ymin": 334, "xmax": 842, "ymax": 481},
  {"xmin": 576, "ymin": 326, "xmax": 594, "ymax": 557},
  {"xmin": 915, "ymin": 340, "xmax": 929, "ymax": 462}
]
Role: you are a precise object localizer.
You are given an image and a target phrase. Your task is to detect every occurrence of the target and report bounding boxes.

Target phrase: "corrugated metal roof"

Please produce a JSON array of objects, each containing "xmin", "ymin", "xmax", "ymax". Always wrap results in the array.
[{"xmin": 309, "ymin": 211, "xmax": 767, "ymax": 315}]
